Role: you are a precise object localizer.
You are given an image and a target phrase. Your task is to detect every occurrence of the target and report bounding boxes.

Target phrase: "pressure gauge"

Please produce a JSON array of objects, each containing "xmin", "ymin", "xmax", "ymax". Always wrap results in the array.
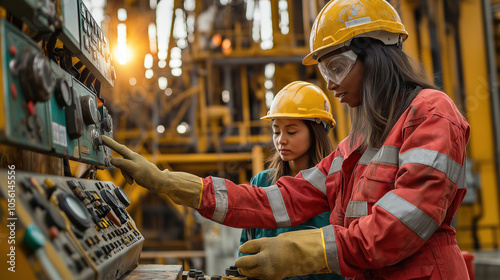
[
  {"xmin": 17, "ymin": 50, "xmax": 55, "ymax": 102},
  {"xmin": 54, "ymin": 78, "xmax": 73, "ymax": 107},
  {"xmin": 57, "ymin": 193, "xmax": 91, "ymax": 232},
  {"xmin": 80, "ymin": 95, "xmax": 99, "ymax": 124}
]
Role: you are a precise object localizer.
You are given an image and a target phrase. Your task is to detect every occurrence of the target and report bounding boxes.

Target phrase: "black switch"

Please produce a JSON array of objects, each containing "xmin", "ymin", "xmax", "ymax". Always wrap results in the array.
[{"xmin": 65, "ymin": 88, "xmax": 83, "ymax": 139}]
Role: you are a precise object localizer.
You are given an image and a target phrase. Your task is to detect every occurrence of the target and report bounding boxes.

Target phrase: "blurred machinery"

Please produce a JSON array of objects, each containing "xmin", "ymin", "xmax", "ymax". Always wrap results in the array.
[{"xmin": 0, "ymin": 0, "xmax": 143, "ymax": 279}]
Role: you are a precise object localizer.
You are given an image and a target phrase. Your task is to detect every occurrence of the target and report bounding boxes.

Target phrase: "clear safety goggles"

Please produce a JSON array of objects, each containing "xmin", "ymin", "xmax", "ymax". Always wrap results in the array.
[{"xmin": 318, "ymin": 49, "xmax": 358, "ymax": 85}]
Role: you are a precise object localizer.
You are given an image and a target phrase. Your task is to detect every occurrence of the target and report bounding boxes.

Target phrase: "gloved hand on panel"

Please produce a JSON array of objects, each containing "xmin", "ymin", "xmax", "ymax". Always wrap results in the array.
[{"xmin": 102, "ymin": 136, "xmax": 203, "ymax": 209}]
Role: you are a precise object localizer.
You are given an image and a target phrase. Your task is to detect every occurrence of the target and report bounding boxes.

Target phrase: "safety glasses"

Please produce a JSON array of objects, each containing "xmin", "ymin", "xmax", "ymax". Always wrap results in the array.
[{"xmin": 318, "ymin": 50, "xmax": 357, "ymax": 85}]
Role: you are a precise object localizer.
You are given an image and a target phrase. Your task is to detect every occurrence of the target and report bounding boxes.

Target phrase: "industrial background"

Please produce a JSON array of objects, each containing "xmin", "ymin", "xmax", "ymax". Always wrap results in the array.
[{"xmin": 1, "ymin": 0, "xmax": 500, "ymax": 279}]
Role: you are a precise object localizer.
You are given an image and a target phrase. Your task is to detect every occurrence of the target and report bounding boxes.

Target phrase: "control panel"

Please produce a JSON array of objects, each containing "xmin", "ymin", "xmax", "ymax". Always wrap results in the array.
[
  {"xmin": 0, "ymin": 17, "xmax": 112, "ymax": 167},
  {"xmin": 59, "ymin": 0, "xmax": 115, "ymax": 88},
  {"xmin": 0, "ymin": 0, "xmax": 60, "ymax": 32},
  {"xmin": 0, "ymin": 18, "xmax": 54, "ymax": 152},
  {"xmin": 0, "ymin": 169, "xmax": 144, "ymax": 280}
]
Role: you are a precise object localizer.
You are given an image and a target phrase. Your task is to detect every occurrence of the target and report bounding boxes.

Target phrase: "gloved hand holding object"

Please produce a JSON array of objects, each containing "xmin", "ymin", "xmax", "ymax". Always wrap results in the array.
[
  {"xmin": 236, "ymin": 228, "xmax": 332, "ymax": 280},
  {"xmin": 102, "ymin": 136, "xmax": 203, "ymax": 209}
]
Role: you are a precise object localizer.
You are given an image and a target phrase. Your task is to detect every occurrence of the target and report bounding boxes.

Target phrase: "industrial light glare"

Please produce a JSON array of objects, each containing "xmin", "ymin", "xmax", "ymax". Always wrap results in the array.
[
  {"xmin": 171, "ymin": 47, "xmax": 182, "ymax": 59},
  {"xmin": 148, "ymin": 23, "xmax": 157, "ymax": 42},
  {"xmin": 144, "ymin": 53, "xmax": 154, "ymax": 69},
  {"xmin": 222, "ymin": 38, "xmax": 231, "ymax": 50},
  {"xmin": 246, "ymin": 0, "xmax": 255, "ymax": 20},
  {"xmin": 265, "ymin": 91, "xmax": 274, "ymax": 108},
  {"xmin": 158, "ymin": 60, "xmax": 167, "ymax": 68},
  {"xmin": 158, "ymin": 77, "xmax": 168, "ymax": 90},
  {"xmin": 222, "ymin": 90, "xmax": 231, "ymax": 103},
  {"xmin": 212, "ymin": 34, "xmax": 222, "ymax": 47},
  {"xmin": 278, "ymin": 0, "xmax": 288, "ymax": 10},
  {"xmin": 157, "ymin": 125, "xmax": 165, "ymax": 134},
  {"xmin": 129, "ymin": 77, "xmax": 137, "ymax": 86},
  {"xmin": 264, "ymin": 80, "xmax": 273, "ymax": 89},
  {"xmin": 177, "ymin": 122, "xmax": 190, "ymax": 134},
  {"xmin": 169, "ymin": 58, "xmax": 182, "ymax": 69},
  {"xmin": 145, "ymin": 69, "xmax": 154, "ymax": 79},
  {"xmin": 164, "ymin": 88, "xmax": 173, "ymax": 96},
  {"xmin": 184, "ymin": 0, "xmax": 195, "ymax": 11},
  {"xmin": 177, "ymin": 39, "xmax": 188, "ymax": 49},
  {"xmin": 117, "ymin": 23, "xmax": 127, "ymax": 39},
  {"xmin": 116, "ymin": 45, "xmax": 129, "ymax": 65},
  {"xmin": 117, "ymin": 8, "xmax": 127, "ymax": 21},
  {"xmin": 264, "ymin": 63, "xmax": 275, "ymax": 78},
  {"xmin": 149, "ymin": 0, "xmax": 157, "ymax": 9},
  {"xmin": 171, "ymin": 68, "xmax": 182, "ymax": 77},
  {"xmin": 158, "ymin": 50, "xmax": 167, "ymax": 60}
]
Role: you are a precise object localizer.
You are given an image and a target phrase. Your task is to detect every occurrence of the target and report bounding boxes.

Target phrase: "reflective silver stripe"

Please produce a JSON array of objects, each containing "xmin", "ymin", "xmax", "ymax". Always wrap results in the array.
[
  {"xmin": 300, "ymin": 167, "xmax": 327, "ymax": 195},
  {"xmin": 457, "ymin": 161, "xmax": 466, "ymax": 189},
  {"xmin": 211, "ymin": 177, "xmax": 228, "ymax": 223},
  {"xmin": 359, "ymin": 148, "xmax": 379, "ymax": 165},
  {"xmin": 375, "ymin": 192, "xmax": 439, "ymax": 241},
  {"xmin": 323, "ymin": 225, "xmax": 341, "ymax": 275},
  {"xmin": 328, "ymin": 156, "xmax": 343, "ymax": 175},
  {"xmin": 372, "ymin": 146, "xmax": 400, "ymax": 165},
  {"xmin": 345, "ymin": 201, "xmax": 367, "ymax": 218},
  {"xmin": 264, "ymin": 185, "xmax": 291, "ymax": 228},
  {"xmin": 399, "ymin": 148, "xmax": 463, "ymax": 184}
]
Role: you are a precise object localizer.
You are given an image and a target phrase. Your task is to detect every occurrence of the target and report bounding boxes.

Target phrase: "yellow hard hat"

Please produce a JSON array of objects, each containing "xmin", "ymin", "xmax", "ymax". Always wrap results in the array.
[
  {"xmin": 303, "ymin": 0, "xmax": 408, "ymax": 65},
  {"xmin": 262, "ymin": 81, "xmax": 336, "ymax": 130}
]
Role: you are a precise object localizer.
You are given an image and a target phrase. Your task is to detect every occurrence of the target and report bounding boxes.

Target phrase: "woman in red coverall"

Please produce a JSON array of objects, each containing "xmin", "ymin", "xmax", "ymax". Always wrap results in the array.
[{"xmin": 103, "ymin": 0, "xmax": 470, "ymax": 279}]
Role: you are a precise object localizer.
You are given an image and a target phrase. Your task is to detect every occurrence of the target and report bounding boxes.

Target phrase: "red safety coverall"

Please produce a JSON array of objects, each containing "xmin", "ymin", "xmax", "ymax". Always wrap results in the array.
[{"xmin": 198, "ymin": 89, "xmax": 471, "ymax": 279}]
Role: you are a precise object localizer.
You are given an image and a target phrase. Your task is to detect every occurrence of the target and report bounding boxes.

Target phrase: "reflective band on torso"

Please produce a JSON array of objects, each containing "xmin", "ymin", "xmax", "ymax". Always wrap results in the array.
[
  {"xmin": 358, "ymin": 148, "xmax": 379, "ymax": 165},
  {"xmin": 345, "ymin": 201, "xmax": 368, "ymax": 218},
  {"xmin": 264, "ymin": 185, "xmax": 292, "ymax": 228},
  {"xmin": 375, "ymin": 192, "xmax": 439, "ymax": 241},
  {"xmin": 211, "ymin": 177, "xmax": 228, "ymax": 223}
]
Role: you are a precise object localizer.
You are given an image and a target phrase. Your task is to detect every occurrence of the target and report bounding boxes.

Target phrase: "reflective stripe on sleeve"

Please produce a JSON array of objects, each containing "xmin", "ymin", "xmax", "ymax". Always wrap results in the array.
[
  {"xmin": 345, "ymin": 201, "xmax": 368, "ymax": 218},
  {"xmin": 264, "ymin": 185, "xmax": 292, "ymax": 228},
  {"xmin": 328, "ymin": 156, "xmax": 343, "ymax": 175},
  {"xmin": 457, "ymin": 161, "xmax": 467, "ymax": 189},
  {"xmin": 375, "ymin": 192, "xmax": 439, "ymax": 241},
  {"xmin": 211, "ymin": 177, "xmax": 228, "ymax": 223},
  {"xmin": 322, "ymin": 225, "xmax": 341, "ymax": 275},
  {"xmin": 300, "ymin": 167, "xmax": 327, "ymax": 195},
  {"xmin": 399, "ymin": 148, "xmax": 463, "ymax": 184}
]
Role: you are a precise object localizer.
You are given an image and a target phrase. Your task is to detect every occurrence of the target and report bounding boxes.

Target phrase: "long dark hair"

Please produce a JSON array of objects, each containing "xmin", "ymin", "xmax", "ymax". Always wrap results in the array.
[
  {"xmin": 267, "ymin": 120, "xmax": 334, "ymax": 184},
  {"xmin": 348, "ymin": 37, "xmax": 439, "ymax": 149}
]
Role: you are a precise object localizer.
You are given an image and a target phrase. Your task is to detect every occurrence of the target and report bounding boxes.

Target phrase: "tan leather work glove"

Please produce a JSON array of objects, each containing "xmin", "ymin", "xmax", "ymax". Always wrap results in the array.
[
  {"xmin": 236, "ymin": 228, "xmax": 332, "ymax": 280},
  {"xmin": 102, "ymin": 136, "xmax": 203, "ymax": 209}
]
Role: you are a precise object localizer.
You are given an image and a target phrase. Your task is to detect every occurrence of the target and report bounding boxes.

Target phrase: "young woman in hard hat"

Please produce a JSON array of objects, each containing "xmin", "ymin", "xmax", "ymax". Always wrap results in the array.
[
  {"xmin": 103, "ymin": 0, "xmax": 470, "ymax": 279},
  {"xmin": 238, "ymin": 81, "xmax": 343, "ymax": 280}
]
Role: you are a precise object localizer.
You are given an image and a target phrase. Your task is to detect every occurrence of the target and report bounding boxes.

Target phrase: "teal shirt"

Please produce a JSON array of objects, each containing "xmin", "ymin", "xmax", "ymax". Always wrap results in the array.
[{"xmin": 239, "ymin": 169, "xmax": 344, "ymax": 280}]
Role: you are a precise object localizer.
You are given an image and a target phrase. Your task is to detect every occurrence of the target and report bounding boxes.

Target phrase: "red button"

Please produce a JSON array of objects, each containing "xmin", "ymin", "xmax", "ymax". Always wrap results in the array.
[
  {"xmin": 27, "ymin": 101, "xmax": 35, "ymax": 115},
  {"xmin": 49, "ymin": 226, "xmax": 60, "ymax": 238},
  {"xmin": 9, "ymin": 45, "xmax": 17, "ymax": 56},
  {"xmin": 10, "ymin": 83, "xmax": 17, "ymax": 99},
  {"xmin": 106, "ymin": 210, "xmax": 122, "ymax": 227}
]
